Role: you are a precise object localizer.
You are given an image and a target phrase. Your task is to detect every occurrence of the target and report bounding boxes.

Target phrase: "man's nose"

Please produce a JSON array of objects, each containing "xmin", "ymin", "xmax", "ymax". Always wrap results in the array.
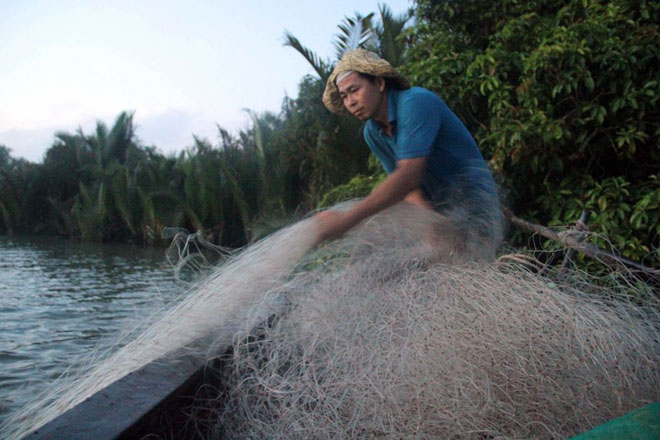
[{"xmin": 346, "ymin": 95, "xmax": 357, "ymax": 108}]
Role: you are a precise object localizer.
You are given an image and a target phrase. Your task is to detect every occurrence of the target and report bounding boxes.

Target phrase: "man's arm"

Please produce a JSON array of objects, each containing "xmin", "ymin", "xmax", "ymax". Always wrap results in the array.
[
  {"xmin": 315, "ymin": 156, "xmax": 427, "ymax": 243},
  {"xmin": 404, "ymin": 188, "xmax": 432, "ymax": 209}
]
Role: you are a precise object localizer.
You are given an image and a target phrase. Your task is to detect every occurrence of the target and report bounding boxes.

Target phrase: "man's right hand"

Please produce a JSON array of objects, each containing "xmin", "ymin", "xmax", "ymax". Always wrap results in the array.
[
  {"xmin": 313, "ymin": 210, "xmax": 356, "ymax": 245},
  {"xmin": 404, "ymin": 189, "xmax": 432, "ymax": 210}
]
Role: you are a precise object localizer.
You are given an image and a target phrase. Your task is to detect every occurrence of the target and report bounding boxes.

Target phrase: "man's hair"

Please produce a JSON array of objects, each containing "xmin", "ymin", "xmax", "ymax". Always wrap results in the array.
[
  {"xmin": 357, "ymin": 72, "xmax": 377, "ymax": 82},
  {"xmin": 357, "ymin": 72, "xmax": 397, "ymax": 88}
]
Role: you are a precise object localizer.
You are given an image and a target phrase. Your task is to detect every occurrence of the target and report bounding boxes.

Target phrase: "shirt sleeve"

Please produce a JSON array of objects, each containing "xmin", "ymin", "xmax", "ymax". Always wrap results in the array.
[{"xmin": 395, "ymin": 90, "xmax": 444, "ymax": 159}]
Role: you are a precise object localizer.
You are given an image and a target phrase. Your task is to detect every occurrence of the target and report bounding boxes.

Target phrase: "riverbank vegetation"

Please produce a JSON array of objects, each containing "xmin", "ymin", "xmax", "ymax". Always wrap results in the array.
[{"xmin": 1, "ymin": 0, "xmax": 658, "ymax": 269}]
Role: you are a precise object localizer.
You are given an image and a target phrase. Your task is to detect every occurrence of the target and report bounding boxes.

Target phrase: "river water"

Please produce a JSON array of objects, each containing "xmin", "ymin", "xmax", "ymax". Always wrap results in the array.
[{"xmin": 0, "ymin": 235, "xmax": 182, "ymax": 424}]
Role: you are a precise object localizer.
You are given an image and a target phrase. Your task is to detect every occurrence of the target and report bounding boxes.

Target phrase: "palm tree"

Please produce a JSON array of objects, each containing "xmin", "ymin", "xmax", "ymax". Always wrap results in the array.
[
  {"xmin": 84, "ymin": 112, "xmax": 136, "ymax": 167},
  {"xmin": 370, "ymin": 4, "xmax": 413, "ymax": 67},
  {"xmin": 0, "ymin": 165, "xmax": 23, "ymax": 234},
  {"xmin": 0, "ymin": 147, "xmax": 49, "ymax": 235},
  {"xmin": 284, "ymin": 4, "xmax": 412, "ymax": 74},
  {"xmin": 174, "ymin": 135, "xmax": 253, "ymax": 245},
  {"xmin": 69, "ymin": 112, "xmax": 141, "ymax": 241},
  {"xmin": 283, "ymin": 31, "xmax": 333, "ymax": 83},
  {"xmin": 134, "ymin": 155, "xmax": 183, "ymax": 244}
]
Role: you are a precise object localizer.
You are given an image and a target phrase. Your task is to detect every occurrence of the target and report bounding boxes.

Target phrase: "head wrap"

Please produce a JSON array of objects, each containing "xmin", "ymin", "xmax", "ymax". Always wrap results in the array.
[
  {"xmin": 322, "ymin": 49, "xmax": 410, "ymax": 115},
  {"xmin": 335, "ymin": 70, "xmax": 356, "ymax": 85}
]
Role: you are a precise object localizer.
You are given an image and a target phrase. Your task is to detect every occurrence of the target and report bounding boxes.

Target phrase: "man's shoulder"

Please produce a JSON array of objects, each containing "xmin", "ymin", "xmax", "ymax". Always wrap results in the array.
[
  {"xmin": 396, "ymin": 86, "xmax": 445, "ymax": 109},
  {"xmin": 396, "ymin": 86, "xmax": 440, "ymax": 100}
]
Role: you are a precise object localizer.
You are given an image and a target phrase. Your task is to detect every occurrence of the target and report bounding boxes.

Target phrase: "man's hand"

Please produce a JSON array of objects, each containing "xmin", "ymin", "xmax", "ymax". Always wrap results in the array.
[
  {"xmin": 313, "ymin": 157, "xmax": 428, "ymax": 245},
  {"xmin": 314, "ymin": 210, "xmax": 356, "ymax": 245},
  {"xmin": 404, "ymin": 188, "xmax": 432, "ymax": 210}
]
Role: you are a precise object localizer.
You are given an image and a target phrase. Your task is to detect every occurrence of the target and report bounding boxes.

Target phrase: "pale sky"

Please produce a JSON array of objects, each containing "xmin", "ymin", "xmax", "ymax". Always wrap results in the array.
[{"xmin": 0, "ymin": 0, "xmax": 412, "ymax": 162}]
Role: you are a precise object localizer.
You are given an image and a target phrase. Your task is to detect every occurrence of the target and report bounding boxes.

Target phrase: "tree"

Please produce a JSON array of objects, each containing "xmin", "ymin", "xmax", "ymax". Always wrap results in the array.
[
  {"xmin": 405, "ymin": 0, "xmax": 660, "ymax": 267},
  {"xmin": 0, "ymin": 147, "xmax": 49, "ymax": 235},
  {"xmin": 369, "ymin": 4, "xmax": 413, "ymax": 67}
]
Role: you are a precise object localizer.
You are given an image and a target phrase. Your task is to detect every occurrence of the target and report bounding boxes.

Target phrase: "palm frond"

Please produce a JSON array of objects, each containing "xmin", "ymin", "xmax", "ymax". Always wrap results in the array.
[
  {"xmin": 108, "ymin": 111, "xmax": 135, "ymax": 164},
  {"xmin": 283, "ymin": 31, "xmax": 332, "ymax": 82},
  {"xmin": 216, "ymin": 157, "xmax": 252, "ymax": 242},
  {"xmin": 333, "ymin": 12, "xmax": 375, "ymax": 60},
  {"xmin": 374, "ymin": 4, "xmax": 412, "ymax": 66},
  {"xmin": 111, "ymin": 167, "xmax": 138, "ymax": 235}
]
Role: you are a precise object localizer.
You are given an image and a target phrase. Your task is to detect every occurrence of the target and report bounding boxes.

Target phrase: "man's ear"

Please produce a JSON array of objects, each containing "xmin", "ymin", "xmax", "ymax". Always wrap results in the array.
[{"xmin": 377, "ymin": 77, "xmax": 386, "ymax": 92}]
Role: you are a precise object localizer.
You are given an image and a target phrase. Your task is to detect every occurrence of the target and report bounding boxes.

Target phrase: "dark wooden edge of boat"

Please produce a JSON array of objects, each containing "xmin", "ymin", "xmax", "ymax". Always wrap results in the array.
[{"xmin": 24, "ymin": 343, "xmax": 233, "ymax": 440}]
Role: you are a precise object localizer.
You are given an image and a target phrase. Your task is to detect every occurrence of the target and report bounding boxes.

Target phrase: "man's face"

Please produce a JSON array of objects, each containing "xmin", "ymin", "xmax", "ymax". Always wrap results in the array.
[{"xmin": 337, "ymin": 72, "xmax": 386, "ymax": 121}]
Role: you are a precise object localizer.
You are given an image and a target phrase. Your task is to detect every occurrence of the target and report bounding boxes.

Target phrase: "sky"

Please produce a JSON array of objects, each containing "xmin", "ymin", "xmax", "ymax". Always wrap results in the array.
[{"xmin": 0, "ymin": 0, "xmax": 413, "ymax": 162}]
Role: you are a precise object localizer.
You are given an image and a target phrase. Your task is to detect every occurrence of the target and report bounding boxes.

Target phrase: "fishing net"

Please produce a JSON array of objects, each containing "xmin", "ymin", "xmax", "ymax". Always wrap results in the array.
[
  {"xmin": 2, "ymin": 201, "xmax": 658, "ymax": 440},
  {"xmin": 199, "ymin": 203, "xmax": 659, "ymax": 439}
]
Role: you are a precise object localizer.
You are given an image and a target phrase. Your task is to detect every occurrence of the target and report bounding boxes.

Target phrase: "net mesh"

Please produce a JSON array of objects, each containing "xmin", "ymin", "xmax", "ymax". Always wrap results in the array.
[{"xmin": 2, "ymin": 201, "xmax": 658, "ymax": 439}]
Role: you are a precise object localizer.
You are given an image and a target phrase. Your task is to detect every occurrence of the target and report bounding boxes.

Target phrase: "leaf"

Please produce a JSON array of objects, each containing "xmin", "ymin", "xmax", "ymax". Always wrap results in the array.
[
  {"xmin": 283, "ymin": 31, "xmax": 332, "ymax": 81},
  {"xmin": 552, "ymin": 84, "xmax": 563, "ymax": 98},
  {"xmin": 584, "ymin": 74, "xmax": 594, "ymax": 92}
]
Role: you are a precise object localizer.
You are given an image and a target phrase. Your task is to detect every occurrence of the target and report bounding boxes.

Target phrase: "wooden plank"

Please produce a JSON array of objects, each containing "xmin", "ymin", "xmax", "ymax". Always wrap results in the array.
[{"xmin": 25, "ymin": 345, "xmax": 230, "ymax": 440}]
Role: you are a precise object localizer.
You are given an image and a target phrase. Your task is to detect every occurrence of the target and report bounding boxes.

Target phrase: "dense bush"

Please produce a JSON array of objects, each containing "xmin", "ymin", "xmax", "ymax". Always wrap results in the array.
[
  {"xmin": 404, "ymin": 0, "xmax": 660, "ymax": 267},
  {"xmin": 317, "ymin": 155, "xmax": 386, "ymax": 208}
]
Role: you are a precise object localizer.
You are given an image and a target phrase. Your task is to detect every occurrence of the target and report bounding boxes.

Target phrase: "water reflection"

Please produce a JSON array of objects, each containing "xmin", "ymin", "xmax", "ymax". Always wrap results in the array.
[{"xmin": 0, "ymin": 235, "xmax": 181, "ymax": 422}]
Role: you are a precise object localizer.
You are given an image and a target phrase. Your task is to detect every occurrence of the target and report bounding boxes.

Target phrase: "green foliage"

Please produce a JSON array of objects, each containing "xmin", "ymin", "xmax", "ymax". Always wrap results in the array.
[
  {"xmin": 0, "ymin": 146, "xmax": 49, "ymax": 234},
  {"xmin": 405, "ymin": 0, "xmax": 660, "ymax": 267},
  {"xmin": 317, "ymin": 153, "xmax": 387, "ymax": 208},
  {"xmin": 538, "ymin": 174, "xmax": 660, "ymax": 267},
  {"xmin": 0, "ymin": 3, "xmax": 415, "ymax": 248},
  {"xmin": 1, "ymin": 104, "xmax": 338, "ymax": 246},
  {"xmin": 317, "ymin": 174, "xmax": 385, "ymax": 209},
  {"xmin": 370, "ymin": 4, "xmax": 414, "ymax": 67},
  {"xmin": 71, "ymin": 181, "xmax": 107, "ymax": 242},
  {"xmin": 3, "ymin": 0, "xmax": 658, "ymax": 273},
  {"xmin": 283, "ymin": 32, "xmax": 333, "ymax": 82},
  {"xmin": 69, "ymin": 112, "xmax": 141, "ymax": 242}
]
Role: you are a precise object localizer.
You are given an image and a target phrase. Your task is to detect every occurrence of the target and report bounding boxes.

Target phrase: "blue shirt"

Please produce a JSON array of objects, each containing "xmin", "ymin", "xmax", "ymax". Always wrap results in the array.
[{"xmin": 364, "ymin": 87, "xmax": 498, "ymax": 207}]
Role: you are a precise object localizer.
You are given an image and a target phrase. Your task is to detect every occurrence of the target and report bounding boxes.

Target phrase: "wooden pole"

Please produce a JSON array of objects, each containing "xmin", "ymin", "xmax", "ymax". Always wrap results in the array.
[
  {"xmin": 559, "ymin": 210, "xmax": 590, "ymax": 274},
  {"xmin": 502, "ymin": 208, "xmax": 660, "ymax": 284}
]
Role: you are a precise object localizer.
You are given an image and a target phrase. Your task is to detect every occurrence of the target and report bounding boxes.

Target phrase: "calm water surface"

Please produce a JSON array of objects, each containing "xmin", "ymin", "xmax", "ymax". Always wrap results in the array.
[{"xmin": 0, "ymin": 235, "xmax": 182, "ymax": 422}]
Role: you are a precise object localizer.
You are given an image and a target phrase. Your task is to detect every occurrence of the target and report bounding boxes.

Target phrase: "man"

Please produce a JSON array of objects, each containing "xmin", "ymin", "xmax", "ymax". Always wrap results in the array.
[{"xmin": 315, "ymin": 49, "xmax": 500, "ymax": 246}]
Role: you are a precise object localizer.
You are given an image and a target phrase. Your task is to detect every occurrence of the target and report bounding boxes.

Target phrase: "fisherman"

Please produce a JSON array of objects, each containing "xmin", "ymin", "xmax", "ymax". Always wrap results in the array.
[{"xmin": 315, "ymin": 49, "xmax": 501, "ymax": 246}]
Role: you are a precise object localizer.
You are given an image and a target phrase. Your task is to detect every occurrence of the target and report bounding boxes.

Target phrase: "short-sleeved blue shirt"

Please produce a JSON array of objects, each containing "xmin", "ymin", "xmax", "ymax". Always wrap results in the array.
[{"xmin": 364, "ymin": 87, "xmax": 498, "ymax": 208}]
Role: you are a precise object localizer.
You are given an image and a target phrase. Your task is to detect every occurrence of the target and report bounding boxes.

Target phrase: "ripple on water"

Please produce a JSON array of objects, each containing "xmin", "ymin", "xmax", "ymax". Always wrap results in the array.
[{"xmin": 0, "ymin": 236, "xmax": 181, "ymax": 423}]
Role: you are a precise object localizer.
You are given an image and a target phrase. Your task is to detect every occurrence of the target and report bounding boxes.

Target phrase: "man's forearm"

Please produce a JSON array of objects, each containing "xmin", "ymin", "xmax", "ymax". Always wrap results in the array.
[
  {"xmin": 313, "ymin": 157, "xmax": 427, "ymax": 244},
  {"xmin": 343, "ymin": 159, "xmax": 424, "ymax": 227}
]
